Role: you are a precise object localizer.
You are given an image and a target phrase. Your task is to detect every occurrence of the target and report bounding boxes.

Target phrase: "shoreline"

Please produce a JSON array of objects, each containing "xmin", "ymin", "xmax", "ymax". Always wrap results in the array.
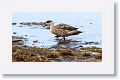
[{"xmin": 12, "ymin": 46, "xmax": 102, "ymax": 62}]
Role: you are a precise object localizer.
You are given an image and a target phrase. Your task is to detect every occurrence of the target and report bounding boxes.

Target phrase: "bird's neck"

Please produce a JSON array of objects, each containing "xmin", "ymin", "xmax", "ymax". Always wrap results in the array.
[
  {"xmin": 49, "ymin": 23, "xmax": 54, "ymax": 31},
  {"xmin": 50, "ymin": 25, "xmax": 53, "ymax": 31}
]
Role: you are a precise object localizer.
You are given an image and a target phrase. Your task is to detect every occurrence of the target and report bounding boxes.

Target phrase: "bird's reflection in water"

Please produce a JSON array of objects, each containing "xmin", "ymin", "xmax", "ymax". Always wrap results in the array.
[{"xmin": 50, "ymin": 38, "xmax": 83, "ymax": 49}]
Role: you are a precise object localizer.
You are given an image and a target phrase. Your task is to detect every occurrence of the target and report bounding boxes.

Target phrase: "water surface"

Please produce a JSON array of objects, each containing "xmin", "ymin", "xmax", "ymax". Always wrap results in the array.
[{"xmin": 12, "ymin": 12, "xmax": 102, "ymax": 48}]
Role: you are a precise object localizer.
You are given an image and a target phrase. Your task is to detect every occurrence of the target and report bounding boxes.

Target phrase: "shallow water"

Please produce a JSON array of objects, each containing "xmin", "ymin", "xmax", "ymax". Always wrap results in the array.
[{"xmin": 12, "ymin": 12, "xmax": 102, "ymax": 49}]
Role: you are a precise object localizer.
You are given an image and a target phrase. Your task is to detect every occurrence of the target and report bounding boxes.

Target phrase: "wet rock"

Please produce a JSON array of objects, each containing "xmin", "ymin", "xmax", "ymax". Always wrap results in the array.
[
  {"xmin": 80, "ymin": 26, "xmax": 83, "ymax": 27},
  {"xmin": 20, "ymin": 22, "xmax": 31, "ymax": 25},
  {"xmin": 33, "ymin": 40, "xmax": 38, "ymax": 43},
  {"xmin": 32, "ymin": 44, "xmax": 35, "ymax": 45},
  {"xmin": 25, "ymin": 35, "xmax": 27, "ymax": 37},
  {"xmin": 82, "ymin": 41, "xmax": 100, "ymax": 45},
  {"xmin": 12, "ymin": 36, "xmax": 26, "ymax": 39},
  {"xmin": 18, "ymin": 26, "xmax": 23, "ymax": 27},
  {"xmin": 31, "ymin": 22, "xmax": 46, "ymax": 26},
  {"xmin": 94, "ymin": 41, "xmax": 99, "ymax": 45},
  {"xmin": 12, "ymin": 23, "xmax": 17, "ymax": 25},
  {"xmin": 12, "ymin": 36, "xmax": 26, "ymax": 47},
  {"xmin": 12, "ymin": 40, "xmax": 24, "ymax": 47},
  {"xmin": 13, "ymin": 32, "xmax": 17, "ymax": 34},
  {"xmin": 90, "ymin": 22, "xmax": 93, "ymax": 24},
  {"xmin": 12, "ymin": 39, "xmax": 22, "ymax": 42}
]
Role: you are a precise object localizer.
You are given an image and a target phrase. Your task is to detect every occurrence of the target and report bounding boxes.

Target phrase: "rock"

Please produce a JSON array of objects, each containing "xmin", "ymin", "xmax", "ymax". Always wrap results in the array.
[
  {"xmin": 12, "ymin": 23, "xmax": 17, "ymax": 25},
  {"xmin": 12, "ymin": 36, "xmax": 26, "ymax": 47},
  {"xmin": 13, "ymin": 32, "xmax": 17, "ymax": 34},
  {"xmin": 33, "ymin": 40, "xmax": 38, "ymax": 43},
  {"xmin": 90, "ymin": 22, "xmax": 93, "ymax": 24},
  {"xmin": 18, "ymin": 26, "xmax": 23, "ymax": 27},
  {"xmin": 12, "ymin": 39, "xmax": 22, "ymax": 42}
]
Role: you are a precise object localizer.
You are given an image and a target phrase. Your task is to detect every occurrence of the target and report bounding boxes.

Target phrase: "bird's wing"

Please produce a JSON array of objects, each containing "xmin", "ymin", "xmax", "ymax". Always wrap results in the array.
[{"xmin": 55, "ymin": 24, "xmax": 78, "ymax": 31}]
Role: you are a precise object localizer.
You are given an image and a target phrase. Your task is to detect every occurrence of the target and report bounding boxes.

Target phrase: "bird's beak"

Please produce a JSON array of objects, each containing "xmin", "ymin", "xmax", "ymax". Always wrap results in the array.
[{"xmin": 80, "ymin": 31, "xmax": 83, "ymax": 33}]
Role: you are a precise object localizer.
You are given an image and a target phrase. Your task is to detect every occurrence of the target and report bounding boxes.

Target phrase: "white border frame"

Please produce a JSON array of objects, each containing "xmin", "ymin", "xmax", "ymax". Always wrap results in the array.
[{"xmin": 0, "ymin": 0, "xmax": 114, "ymax": 74}]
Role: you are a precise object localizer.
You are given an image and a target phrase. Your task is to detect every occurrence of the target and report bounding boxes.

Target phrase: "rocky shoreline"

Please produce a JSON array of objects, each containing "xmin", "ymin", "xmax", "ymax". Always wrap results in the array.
[
  {"xmin": 12, "ymin": 36, "xmax": 102, "ymax": 62},
  {"xmin": 12, "ymin": 36, "xmax": 27, "ymax": 47}
]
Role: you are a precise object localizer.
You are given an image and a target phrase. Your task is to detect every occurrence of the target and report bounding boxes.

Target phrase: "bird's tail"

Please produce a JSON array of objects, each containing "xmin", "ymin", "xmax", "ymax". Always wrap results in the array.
[{"xmin": 69, "ymin": 30, "xmax": 82, "ymax": 36}]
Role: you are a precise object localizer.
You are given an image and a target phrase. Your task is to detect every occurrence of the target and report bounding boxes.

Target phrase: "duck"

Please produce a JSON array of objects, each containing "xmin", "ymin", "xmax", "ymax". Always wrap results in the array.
[{"xmin": 45, "ymin": 20, "xmax": 82, "ymax": 41}]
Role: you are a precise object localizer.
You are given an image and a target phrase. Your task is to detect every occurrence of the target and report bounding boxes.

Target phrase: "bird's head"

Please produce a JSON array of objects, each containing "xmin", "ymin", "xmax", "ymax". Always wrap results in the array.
[
  {"xmin": 45, "ymin": 20, "xmax": 54, "ymax": 29},
  {"xmin": 46, "ymin": 20, "xmax": 53, "ymax": 23}
]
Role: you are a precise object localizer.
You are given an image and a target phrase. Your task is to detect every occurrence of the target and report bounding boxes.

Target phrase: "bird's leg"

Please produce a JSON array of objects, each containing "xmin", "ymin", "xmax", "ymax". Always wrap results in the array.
[
  {"xmin": 61, "ymin": 30, "xmax": 65, "ymax": 41},
  {"xmin": 63, "ymin": 37, "xmax": 65, "ymax": 41}
]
